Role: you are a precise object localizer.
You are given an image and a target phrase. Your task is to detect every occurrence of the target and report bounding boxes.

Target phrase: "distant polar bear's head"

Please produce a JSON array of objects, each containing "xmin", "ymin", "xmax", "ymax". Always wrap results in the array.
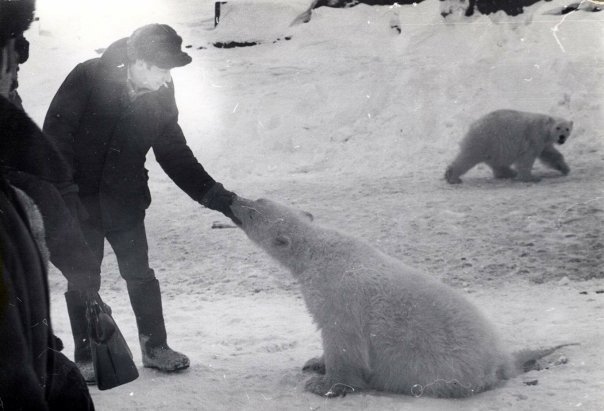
[
  {"xmin": 231, "ymin": 197, "xmax": 314, "ymax": 266},
  {"xmin": 548, "ymin": 117, "xmax": 573, "ymax": 145}
]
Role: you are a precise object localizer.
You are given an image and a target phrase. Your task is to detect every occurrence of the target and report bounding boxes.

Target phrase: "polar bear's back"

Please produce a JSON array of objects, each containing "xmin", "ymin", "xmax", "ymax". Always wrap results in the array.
[
  {"xmin": 303, "ymin": 228, "xmax": 514, "ymax": 395},
  {"xmin": 460, "ymin": 110, "xmax": 551, "ymax": 164},
  {"xmin": 355, "ymin": 258, "xmax": 512, "ymax": 395}
]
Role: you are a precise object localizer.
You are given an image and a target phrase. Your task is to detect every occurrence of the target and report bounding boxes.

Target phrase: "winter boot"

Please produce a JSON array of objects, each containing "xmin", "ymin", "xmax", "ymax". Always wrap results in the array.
[
  {"xmin": 64, "ymin": 290, "xmax": 95, "ymax": 383},
  {"xmin": 127, "ymin": 278, "xmax": 190, "ymax": 371}
]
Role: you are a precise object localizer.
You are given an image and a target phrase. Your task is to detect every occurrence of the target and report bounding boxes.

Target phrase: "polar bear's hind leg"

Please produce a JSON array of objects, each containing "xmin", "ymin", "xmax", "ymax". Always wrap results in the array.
[{"xmin": 445, "ymin": 152, "xmax": 482, "ymax": 184}]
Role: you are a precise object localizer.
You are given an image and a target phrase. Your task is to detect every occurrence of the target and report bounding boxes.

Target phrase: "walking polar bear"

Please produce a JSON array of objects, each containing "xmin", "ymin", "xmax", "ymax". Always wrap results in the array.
[
  {"xmin": 231, "ymin": 197, "xmax": 572, "ymax": 398},
  {"xmin": 445, "ymin": 110, "xmax": 573, "ymax": 184}
]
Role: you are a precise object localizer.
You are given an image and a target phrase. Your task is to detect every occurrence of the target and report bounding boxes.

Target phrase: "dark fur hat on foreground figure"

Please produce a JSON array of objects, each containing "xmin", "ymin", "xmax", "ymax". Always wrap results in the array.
[{"xmin": 0, "ymin": 0, "xmax": 35, "ymax": 43}]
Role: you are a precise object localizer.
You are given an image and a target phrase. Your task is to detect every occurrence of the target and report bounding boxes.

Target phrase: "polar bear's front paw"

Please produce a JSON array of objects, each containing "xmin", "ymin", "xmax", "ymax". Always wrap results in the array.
[
  {"xmin": 303, "ymin": 356, "xmax": 326, "ymax": 374},
  {"xmin": 304, "ymin": 375, "xmax": 356, "ymax": 398},
  {"xmin": 444, "ymin": 167, "xmax": 462, "ymax": 184}
]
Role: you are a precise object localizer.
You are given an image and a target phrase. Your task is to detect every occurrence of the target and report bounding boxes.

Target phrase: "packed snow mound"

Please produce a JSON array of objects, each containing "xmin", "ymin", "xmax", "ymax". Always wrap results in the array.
[{"xmin": 197, "ymin": 0, "xmax": 602, "ymax": 180}]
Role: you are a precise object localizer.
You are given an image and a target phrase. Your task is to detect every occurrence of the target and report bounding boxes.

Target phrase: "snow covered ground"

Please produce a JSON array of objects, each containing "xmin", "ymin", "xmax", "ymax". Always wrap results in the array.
[{"xmin": 17, "ymin": 0, "xmax": 604, "ymax": 409}]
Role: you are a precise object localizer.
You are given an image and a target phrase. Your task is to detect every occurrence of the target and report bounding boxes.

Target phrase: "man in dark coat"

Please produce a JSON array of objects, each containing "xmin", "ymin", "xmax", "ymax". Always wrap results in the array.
[
  {"xmin": 43, "ymin": 23, "xmax": 240, "ymax": 375},
  {"xmin": 0, "ymin": 0, "xmax": 94, "ymax": 408}
]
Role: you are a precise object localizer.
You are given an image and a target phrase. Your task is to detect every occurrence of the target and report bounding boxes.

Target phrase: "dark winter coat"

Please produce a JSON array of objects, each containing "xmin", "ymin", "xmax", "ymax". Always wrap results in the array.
[
  {"xmin": 0, "ymin": 176, "xmax": 95, "ymax": 411},
  {"xmin": 1, "ymin": 96, "xmax": 101, "ymax": 291},
  {"xmin": 0, "ymin": 95, "xmax": 95, "ymax": 409},
  {"xmin": 0, "ymin": 175, "xmax": 53, "ymax": 409},
  {"xmin": 0, "ymin": 96, "xmax": 71, "ymax": 184},
  {"xmin": 43, "ymin": 38, "xmax": 217, "ymax": 230}
]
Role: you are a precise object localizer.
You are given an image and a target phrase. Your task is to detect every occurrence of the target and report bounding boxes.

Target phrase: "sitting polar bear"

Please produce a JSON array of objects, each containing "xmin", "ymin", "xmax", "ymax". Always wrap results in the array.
[
  {"xmin": 231, "ymin": 197, "xmax": 573, "ymax": 398},
  {"xmin": 445, "ymin": 110, "xmax": 573, "ymax": 184}
]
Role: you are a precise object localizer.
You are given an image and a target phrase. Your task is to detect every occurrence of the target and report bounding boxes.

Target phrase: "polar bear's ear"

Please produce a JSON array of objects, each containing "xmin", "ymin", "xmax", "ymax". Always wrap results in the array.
[
  {"xmin": 302, "ymin": 211, "xmax": 314, "ymax": 222},
  {"xmin": 273, "ymin": 235, "xmax": 291, "ymax": 248}
]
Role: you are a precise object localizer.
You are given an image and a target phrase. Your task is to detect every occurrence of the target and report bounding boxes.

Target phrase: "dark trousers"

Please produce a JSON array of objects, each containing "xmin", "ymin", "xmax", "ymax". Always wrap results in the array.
[
  {"xmin": 76, "ymin": 195, "xmax": 156, "ymax": 287},
  {"xmin": 55, "ymin": 192, "xmax": 159, "ymax": 363},
  {"xmin": 77, "ymin": 196, "xmax": 167, "ymax": 347}
]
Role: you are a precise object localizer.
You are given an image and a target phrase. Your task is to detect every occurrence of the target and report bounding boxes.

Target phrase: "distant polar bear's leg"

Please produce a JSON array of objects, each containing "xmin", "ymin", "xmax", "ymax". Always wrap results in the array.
[
  {"xmin": 514, "ymin": 153, "xmax": 541, "ymax": 182},
  {"xmin": 539, "ymin": 145, "xmax": 570, "ymax": 175},
  {"xmin": 303, "ymin": 356, "xmax": 326, "ymax": 374},
  {"xmin": 445, "ymin": 152, "xmax": 482, "ymax": 184},
  {"xmin": 490, "ymin": 165, "xmax": 517, "ymax": 179}
]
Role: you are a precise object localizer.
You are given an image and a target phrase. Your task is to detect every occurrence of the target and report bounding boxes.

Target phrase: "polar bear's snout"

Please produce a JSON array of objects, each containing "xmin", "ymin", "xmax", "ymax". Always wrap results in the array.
[
  {"xmin": 231, "ymin": 196, "xmax": 257, "ymax": 226},
  {"xmin": 556, "ymin": 123, "xmax": 572, "ymax": 145}
]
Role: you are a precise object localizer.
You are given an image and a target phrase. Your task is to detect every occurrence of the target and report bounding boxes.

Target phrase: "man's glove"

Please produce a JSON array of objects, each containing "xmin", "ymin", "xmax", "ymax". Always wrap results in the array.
[
  {"xmin": 84, "ymin": 291, "xmax": 112, "ymax": 316},
  {"xmin": 84, "ymin": 292, "xmax": 115, "ymax": 343},
  {"xmin": 201, "ymin": 183, "xmax": 241, "ymax": 226}
]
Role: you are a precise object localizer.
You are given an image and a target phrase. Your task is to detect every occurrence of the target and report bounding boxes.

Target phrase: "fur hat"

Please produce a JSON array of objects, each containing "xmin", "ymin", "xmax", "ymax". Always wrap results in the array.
[
  {"xmin": 0, "ymin": 0, "xmax": 35, "ymax": 49},
  {"xmin": 126, "ymin": 24, "xmax": 192, "ymax": 69}
]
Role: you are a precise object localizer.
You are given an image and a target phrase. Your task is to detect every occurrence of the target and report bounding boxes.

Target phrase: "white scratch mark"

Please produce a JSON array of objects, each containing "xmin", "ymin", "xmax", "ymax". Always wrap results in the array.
[
  {"xmin": 325, "ymin": 383, "xmax": 355, "ymax": 397},
  {"xmin": 551, "ymin": 0, "xmax": 589, "ymax": 52},
  {"xmin": 555, "ymin": 196, "xmax": 604, "ymax": 229}
]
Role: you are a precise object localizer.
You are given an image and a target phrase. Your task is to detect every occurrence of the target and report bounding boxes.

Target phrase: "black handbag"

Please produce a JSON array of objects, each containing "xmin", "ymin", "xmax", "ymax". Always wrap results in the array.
[{"xmin": 86, "ymin": 294, "xmax": 139, "ymax": 390}]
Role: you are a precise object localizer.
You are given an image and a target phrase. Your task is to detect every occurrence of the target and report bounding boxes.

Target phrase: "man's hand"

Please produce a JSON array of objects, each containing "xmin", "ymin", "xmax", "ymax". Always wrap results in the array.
[{"xmin": 201, "ymin": 183, "xmax": 241, "ymax": 226}]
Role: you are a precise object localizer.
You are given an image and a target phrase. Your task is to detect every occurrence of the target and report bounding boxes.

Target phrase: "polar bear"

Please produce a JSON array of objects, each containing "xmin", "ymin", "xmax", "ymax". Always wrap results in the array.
[
  {"xmin": 445, "ymin": 110, "xmax": 573, "ymax": 184},
  {"xmin": 231, "ymin": 197, "xmax": 573, "ymax": 398}
]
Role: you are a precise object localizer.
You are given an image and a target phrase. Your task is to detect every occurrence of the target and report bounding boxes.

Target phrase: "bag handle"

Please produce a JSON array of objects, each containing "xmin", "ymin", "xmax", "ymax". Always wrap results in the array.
[{"xmin": 86, "ymin": 293, "xmax": 116, "ymax": 343}]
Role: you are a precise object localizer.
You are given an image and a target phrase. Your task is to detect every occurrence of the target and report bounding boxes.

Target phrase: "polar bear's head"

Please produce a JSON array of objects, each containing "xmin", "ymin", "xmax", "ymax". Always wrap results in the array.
[
  {"xmin": 548, "ymin": 117, "xmax": 573, "ymax": 145},
  {"xmin": 231, "ymin": 197, "xmax": 314, "ymax": 269}
]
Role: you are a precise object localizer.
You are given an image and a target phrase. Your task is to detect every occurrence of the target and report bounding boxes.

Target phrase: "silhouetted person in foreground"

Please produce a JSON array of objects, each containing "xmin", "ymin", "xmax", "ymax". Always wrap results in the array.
[{"xmin": 0, "ymin": 0, "xmax": 94, "ymax": 408}]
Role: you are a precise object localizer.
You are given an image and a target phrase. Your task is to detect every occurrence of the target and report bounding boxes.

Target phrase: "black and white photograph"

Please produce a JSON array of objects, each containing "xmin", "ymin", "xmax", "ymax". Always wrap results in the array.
[{"xmin": 1, "ymin": 0, "xmax": 602, "ymax": 409}]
